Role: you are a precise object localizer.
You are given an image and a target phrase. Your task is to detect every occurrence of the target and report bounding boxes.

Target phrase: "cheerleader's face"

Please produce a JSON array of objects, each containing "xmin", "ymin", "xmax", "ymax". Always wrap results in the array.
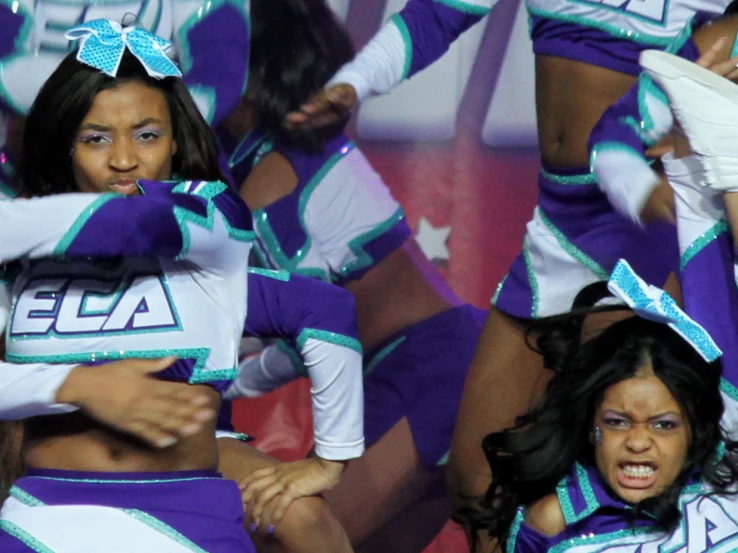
[
  {"xmin": 593, "ymin": 367, "xmax": 690, "ymax": 505},
  {"xmin": 72, "ymin": 80, "xmax": 177, "ymax": 196}
]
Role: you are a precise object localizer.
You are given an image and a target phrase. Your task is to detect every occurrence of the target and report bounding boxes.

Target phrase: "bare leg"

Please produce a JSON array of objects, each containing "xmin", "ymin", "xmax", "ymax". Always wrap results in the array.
[
  {"xmin": 724, "ymin": 193, "xmax": 738, "ymax": 247},
  {"xmin": 446, "ymin": 308, "xmax": 550, "ymax": 531},
  {"xmin": 323, "ymin": 418, "xmax": 450, "ymax": 553},
  {"xmin": 0, "ymin": 422, "xmax": 23, "ymax": 503},
  {"xmin": 218, "ymin": 438, "xmax": 353, "ymax": 553}
]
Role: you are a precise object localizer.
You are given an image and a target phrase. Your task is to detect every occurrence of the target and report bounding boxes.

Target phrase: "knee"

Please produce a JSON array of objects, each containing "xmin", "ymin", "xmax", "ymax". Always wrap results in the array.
[{"xmin": 281, "ymin": 496, "xmax": 336, "ymax": 533}]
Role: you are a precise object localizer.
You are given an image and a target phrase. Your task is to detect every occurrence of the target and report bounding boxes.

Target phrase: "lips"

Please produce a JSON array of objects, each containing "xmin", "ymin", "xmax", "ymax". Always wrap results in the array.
[
  {"xmin": 617, "ymin": 461, "xmax": 658, "ymax": 489},
  {"xmin": 109, "ymin": 180, "xmax": 139, "ymax": 195}
]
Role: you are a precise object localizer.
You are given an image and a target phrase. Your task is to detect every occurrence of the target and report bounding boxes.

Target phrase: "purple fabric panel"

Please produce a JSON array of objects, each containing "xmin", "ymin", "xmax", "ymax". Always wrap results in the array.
[
  {"xmin": 182, "ymin": 4, "xmax": 249, "ymax": 126},
  {"xmin": 494, "ymin": 253, "xmax": 535, "ymax": 318},
  {"xmin": 588, "ymin": 35, "xmax": 700, "ymax": 160},
  {"xmin": 244, "ymin": 271, "xmax": 359, "ymax": 340},
  {"xmin": 255, "ymin": 197, "xmax": 307, "ymax": 260},
  {"xmin": 217, "ymin": 399, "xmax": 235, "ymax": 432},
  {"xmin": 513, "ymin": 522, "xmax": 556, "ymax": 552},
  {"xmin": 336, "ymin": 216, "xmax": 412, "ymax": 284},
  {"xmin": 65, "ymin": 195, "xmax": 184, "ymax": 259},
  {"xmin": 257, "ymin": 134, "xmax": 356, "ymax": 260},
  {"xmin": 363, "ymin": 304, "xmax": 485, "ymax": 466},
  {"xmin": 14, "ymin": 470, "xmax": 255, "ymax": 553},
  {"xmin": 589, "ymin": 83, "xmax": 648, "ymax": 159},
  {"xmin": 536, "ymin": 171, "xmax": 679, "ymax": 287},
  {"xmin": 0, "ymin": 533, "xmax": 35, "ymax": 553},
  {"xmin": 210, "ymin": 187, "xmax": 254, "ymax": 233},
  {"xmin": 0, "ymin": 4, "xmax": 23, "ymax": 60},
  {"xmin": 530, "ymin": 16, "xmax": 652, "ymax": 76},
  {"xmin": 399, "ymin": 0, "xmax": 487, "ymax": 79},
  {"xmin": 681, "ymin": 235, "xmax": 738, "ymax": 384}
]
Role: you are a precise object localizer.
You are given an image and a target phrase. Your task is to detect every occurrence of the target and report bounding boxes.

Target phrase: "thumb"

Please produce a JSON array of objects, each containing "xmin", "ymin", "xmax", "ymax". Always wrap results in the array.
[{"xmin": 325, "ymin": 84, "xmax": 355, "ymax": 107}]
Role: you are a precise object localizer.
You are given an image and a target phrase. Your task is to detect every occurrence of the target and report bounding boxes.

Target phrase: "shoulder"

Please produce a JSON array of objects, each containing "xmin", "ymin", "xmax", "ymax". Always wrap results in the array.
[
  {"xmin": 241, "ymin": 151, "xmax": 299, "ymax": 210},
  {"xmin": 524, "ymin": 493, "xmax": 566, "ymax": 537}
]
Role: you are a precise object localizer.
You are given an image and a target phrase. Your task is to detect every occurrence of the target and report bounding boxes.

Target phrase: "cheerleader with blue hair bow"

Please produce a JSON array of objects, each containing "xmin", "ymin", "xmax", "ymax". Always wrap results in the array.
[{"xmin": 0, "ymin": 21, "xmax": 364, "ymax": 553}]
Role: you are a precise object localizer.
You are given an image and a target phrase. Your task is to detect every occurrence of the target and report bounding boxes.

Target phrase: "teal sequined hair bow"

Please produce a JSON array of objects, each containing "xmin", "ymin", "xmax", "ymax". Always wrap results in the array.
[
  {"xmin": 65, "ymin": 19, "xmax": 182, "ymax": 79},
  {"xmin": 607, "ymin": 260, "xmax": 722, "ymax": 362}
]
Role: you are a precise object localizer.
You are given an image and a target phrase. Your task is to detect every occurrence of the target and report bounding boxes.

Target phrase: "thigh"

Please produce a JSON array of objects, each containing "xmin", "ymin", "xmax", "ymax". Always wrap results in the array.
[
  {"xmin": 447, "ymin": 308, "xmax": 550, "ymax": 508},
  {"xmin": 323, "ymin": 417, "xmax": 447, "ymax": 550}
]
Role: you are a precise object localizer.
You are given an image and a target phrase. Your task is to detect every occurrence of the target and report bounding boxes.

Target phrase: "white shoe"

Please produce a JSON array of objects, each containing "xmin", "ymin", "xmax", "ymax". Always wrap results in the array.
[{"xmin": 640, "ymin": 49, "xmax": 738, "ymax": 192}]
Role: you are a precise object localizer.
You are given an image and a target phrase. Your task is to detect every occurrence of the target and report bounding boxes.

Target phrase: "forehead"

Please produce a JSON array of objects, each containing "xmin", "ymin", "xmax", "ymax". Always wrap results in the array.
[
  {"xmin": 599, "ymin": 375, "xmax": 683, "ymax": 416},
  {"xmin": 82, "ymin": 81, "xmax": 171, "ymax": 126}
]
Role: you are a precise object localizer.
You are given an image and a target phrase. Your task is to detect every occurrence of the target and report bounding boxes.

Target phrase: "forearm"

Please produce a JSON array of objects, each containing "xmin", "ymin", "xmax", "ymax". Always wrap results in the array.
[{"xmin": 329, "ymin": 0, "xmax": 492, "ymax": 101}]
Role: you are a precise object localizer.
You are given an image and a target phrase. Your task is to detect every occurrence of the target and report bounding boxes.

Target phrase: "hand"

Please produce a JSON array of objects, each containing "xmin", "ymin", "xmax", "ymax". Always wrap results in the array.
[
  {"xmin": 696, "ymin": 36, "xmax": 738, "ymax": 81},
  {"xmin": 57, "ymin": 357, "xmax": 215, "ymax": 448},
  {"xmin": 640, "ymin": 177, "xmax": 676, "ymax": 224},
  {"xmin": 285, "ymin": 84, "xmax": 358, "ymax": 131},
  {"xmin": 239, "ymin": 457, "xmax": 346, "ymax": 531}
]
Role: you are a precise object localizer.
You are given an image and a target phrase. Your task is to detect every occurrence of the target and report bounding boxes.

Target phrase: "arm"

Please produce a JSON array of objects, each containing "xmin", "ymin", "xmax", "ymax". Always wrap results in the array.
[
  {"xmin": 242, "ymin": 267, "xmax": 364, "ymax": 461},
  {"xmin": 287, "ymin": 0, "xmax": 494, "ymax": 128},
  {"xmin": 172, "ymin": 0, "xmax": 250, "ymax": 125},
  {"xmin": 226, "ymin": 340, "xmax": 306, "ymax": 399},
  {"xmin": 330, "ymin": 0, "xmax": 493, "ymax": 102},
  {"xmin": 0, "ymin": 180, "xmax": 254, "ymax": 272}
]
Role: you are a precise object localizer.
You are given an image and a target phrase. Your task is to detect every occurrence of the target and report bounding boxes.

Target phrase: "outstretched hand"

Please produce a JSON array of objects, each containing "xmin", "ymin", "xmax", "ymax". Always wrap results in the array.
[
  {"xmin": 239, "ymin": 457, "xmax": 346, "ymax": 532},
  {"xmin": 285, "ymin": 84, "xmax": 358, "ymax": 131},
  {"xmin": 57, "ymin": 357, "xmax": 216, "ymax": 448},
  {"xmin": 695, "ymin": 36, "xmax": 738, "ymax": 80}
]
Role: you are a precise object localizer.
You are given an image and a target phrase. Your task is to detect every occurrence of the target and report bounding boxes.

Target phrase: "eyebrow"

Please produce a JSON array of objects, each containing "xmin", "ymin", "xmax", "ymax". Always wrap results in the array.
[
  {"xmin": 78, "ymin": 118, "xmax": 165, "ymax": 132},
  {"xmin": 601, "ymin": 409, "xmax": 682, "ymax": 421}
]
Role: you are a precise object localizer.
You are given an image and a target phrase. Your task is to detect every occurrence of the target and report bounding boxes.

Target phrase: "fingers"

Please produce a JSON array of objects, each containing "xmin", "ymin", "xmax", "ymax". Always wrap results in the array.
[
  {"xmin": 285, "ymin": 84, "xmax": 357, "ymax": 130},
  {"xmin": 696, "ymin": 36, "xmax": 728, "ymax": 68}
]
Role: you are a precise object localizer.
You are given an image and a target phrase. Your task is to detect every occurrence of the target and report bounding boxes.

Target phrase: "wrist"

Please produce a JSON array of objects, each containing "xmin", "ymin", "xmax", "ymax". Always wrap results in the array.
[{"xmin": 55, "ymin": 365, "xmax": 94, "ymax": 405}]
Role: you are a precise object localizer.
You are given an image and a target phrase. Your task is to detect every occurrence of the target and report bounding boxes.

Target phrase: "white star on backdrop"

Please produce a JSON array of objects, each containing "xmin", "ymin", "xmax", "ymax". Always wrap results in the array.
[{"xmin": 415, "ymin": 217, "xmax": 451, "ymax": 262}]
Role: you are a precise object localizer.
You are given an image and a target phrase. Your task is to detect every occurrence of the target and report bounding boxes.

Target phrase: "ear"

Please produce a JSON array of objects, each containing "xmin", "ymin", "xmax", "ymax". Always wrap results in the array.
[{"xmin": 171, "ymin": 140, "xmax": 178, "ymax": 156}]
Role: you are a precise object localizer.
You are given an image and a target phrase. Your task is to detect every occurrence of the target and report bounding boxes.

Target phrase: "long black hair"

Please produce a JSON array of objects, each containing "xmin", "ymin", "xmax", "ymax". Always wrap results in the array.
[
  {"xmin": 248, "ymin": 0, "xmax": 355, "ymax": 152},
  {"xmin": 16, "ymin": 49, "xmax": 226, "ymax": 197},
  {"xmin": 466, "ymin": 285, "xmax": 738, "ymax": 548}
]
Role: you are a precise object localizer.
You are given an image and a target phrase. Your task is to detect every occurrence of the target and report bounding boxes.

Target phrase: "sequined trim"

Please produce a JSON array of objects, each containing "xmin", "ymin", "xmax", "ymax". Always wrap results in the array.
[
  {"xmin": 527, "ymin": 7, "xmax": 678, "ymax": 46},
  {"xmin": 297, "ymin": 329, "xmax": 363, "ymax": 354},
  {"xmin": 506, "ymin": 508, "xmax": 525, "ymax": 553},
  {"xmin": 248, "ymin": 267, "xmax": 291, "ymax": 282},
  {"xmin": 53, "ymin": 194, "xmax": 117, "ymax": 256},
  {"xmin": 28, "ymin": 475, "xmax": 222, "ymax": 484},
  {"xmin": 537, "ymin": 209, "xmax": 609, "ymax": 281},
  {"xmin": 5, "ymin": 347, "xmax": 234, "ymax": 386},
  {"xmin": 277, "ymin": 339, "xmax": 308, "ymax": 377},
  {"xmin": 555, "ymin": 463, "xmax": 599, "ymax": 524},
  {"xmin": 491, "ymin": 275, "xmax": 508, "ymax": 305},
  {"xmin": 548, "ymin": 526, "xmax": 657, "ymax": 553},
  {"xmin": 123, "ymin": 509, "xmax": 208, "ymax": 553},
  {"xmin": 171, "ymin": 180, "xmax": 255, "ymax": 259},
  {"xmin": 253, "ymin": 142, "xmax": 357, "ymax": 274},
  {"xmin": 0, "ymin": 520, "xmax": 56, "ymax": 553},
  {"xmin": 435, "ymin": 450, "xmax": 450, "ymax": 466},
  {"xmin": 680, "ymin": 220, "xmax": 729, "ymax": 271},
  {"xmin": 338, "ymin": 208, "xmax": 408, "ymax": 282},
  {"xmin": 9, "ymin": 486, "xmax": 45, "ymax": 507},
  {"xmin": 522, "ymin": 237, "xmax": 540, "ymax": 318},
  {"xmin": 392, "ymin": 14, "xmax": 413, "ymax": 81},
  {"xmin": 365, "ymin": 336, "xmax": 406, "ymax": 377},
  {"xmin": 540, "ymin": 168, "xmax": 596, "ymax": 186},
  {"xmin": 721, "ymin": 377, "xmax": 738, "ymax": 403},
  {"xmin": 436, "ymin": 0, "xmax": 492, "ymax": 16}
]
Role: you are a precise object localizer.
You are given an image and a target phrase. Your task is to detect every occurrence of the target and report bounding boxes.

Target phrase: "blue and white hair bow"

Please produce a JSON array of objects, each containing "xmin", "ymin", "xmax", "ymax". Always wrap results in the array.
[
  {"xmin": 65, "ymin": 19, "xmax": 182, "ymax": 79},
  {"xmin": 607, "ymin": 260, "xmax": 722, "ymax": 362}
]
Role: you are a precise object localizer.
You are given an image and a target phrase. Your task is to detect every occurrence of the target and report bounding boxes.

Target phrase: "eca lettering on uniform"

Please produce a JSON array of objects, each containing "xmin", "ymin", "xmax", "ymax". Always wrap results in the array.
[{"xmin": 10, "ymin": 274, "xmax": 180, "ymax": 338}]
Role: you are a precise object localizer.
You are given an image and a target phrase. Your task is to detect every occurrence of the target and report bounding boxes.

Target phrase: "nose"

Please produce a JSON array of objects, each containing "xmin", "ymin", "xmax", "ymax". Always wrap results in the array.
[
  {"xmin": 625, "ymin": 424, "xmax": 652, "ymax": 453},
  {"xmin": 109, "ymin": 139, "xmax": 138, "ymax": 172}
]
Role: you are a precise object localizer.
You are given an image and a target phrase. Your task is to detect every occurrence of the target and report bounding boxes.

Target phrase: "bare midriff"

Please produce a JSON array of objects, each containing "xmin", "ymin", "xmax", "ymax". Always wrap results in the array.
[
  {"xmin": 346, "ymin": 239, "xmax": 462, "ymax": 353},
  {"xmin": 23, "ymin": 384, "xmax": 220, "ymax": 473},
  {"xmin": 535, "ymin": 55, "xmax": 637, "ymax": 167}
]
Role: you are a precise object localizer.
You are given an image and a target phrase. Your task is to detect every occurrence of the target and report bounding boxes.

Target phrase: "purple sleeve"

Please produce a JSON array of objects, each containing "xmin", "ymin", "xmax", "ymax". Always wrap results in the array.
[
  {"xmin": 399, "ymin": 0, "xmax": 490, "ymax": 80},
  {"xmin": 61, "ymin": 180, "xmax": 254, "ymax": 271},
  {"xmin": 177, "ymin": 2, "xmax": 250, "ymax": 126},
  {"xmin": 243, "ymin": 268, "xmax": 360, "ymax": 350}
]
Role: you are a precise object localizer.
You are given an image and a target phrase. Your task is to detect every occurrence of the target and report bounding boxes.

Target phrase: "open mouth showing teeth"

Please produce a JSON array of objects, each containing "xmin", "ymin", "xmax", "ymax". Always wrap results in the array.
[{"xmin": 620, "ymin": 463, "xmax": 656, "ymax": 479}]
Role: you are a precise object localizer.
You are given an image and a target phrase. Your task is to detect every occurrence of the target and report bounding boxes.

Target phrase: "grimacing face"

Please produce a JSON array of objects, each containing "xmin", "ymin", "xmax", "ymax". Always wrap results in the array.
[
  {"xmin": 593, "ymin": 364, "xmax": 690, "ymax": 505},
  {"xmin": 72, "ymin": 80, "xmax": 177, "ymax": 196}
]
